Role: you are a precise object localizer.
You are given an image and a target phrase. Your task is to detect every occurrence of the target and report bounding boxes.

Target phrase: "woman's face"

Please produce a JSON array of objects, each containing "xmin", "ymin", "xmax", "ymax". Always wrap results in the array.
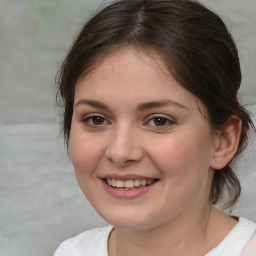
[{"xmin": 70, "ymin": 47, "xmax": 217, "ymax": 230}]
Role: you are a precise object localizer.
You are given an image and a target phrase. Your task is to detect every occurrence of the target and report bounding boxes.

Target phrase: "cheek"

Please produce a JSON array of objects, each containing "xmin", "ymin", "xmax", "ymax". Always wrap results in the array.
[
  {"xmin": 151, "ymin": 135, "xmax": 194, "ymax": 171},
  {"xmin": 150, "ymin": 130, "xmax": 212, "ymax": 179},
  {"xmin": 70, "ymin": 127, "xmax": 108, "ymax": 202},
  {"xmin": 70, "ymin": 126, "xmax": 104, "ymax": 178},
  {"xmin": 150, "ymin": 132, "xmax": 213, "ymax": 210}
]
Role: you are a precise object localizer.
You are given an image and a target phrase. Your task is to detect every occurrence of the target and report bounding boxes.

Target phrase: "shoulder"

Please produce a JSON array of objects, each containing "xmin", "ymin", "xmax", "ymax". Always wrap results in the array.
[
  {"xmin": 206, "ymin": 217, "xmax": 256, "ymax": 256},
  {"xmin": 240, "ymin": 224, "xmax": 256, "ymax": 256},
  {"xmin": 226, "ymin": 217, "xmax": 256, "ymax": 255},
  {"xmin": 236, "ymin": 217, "xmax": 256, "ymax": 235},
  {"xmin": 53, "ymin": 225, "xmax": 113, "ymax": 256}
]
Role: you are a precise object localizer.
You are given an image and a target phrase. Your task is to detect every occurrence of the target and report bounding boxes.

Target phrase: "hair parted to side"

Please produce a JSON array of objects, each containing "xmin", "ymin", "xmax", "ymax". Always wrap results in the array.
[{"xmin": 56, "ymin": 0, "xmax": 255, "ymax": 208}]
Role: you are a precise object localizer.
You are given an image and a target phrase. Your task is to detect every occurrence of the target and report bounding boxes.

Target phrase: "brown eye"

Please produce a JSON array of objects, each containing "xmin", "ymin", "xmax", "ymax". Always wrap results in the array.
[
  {"xmin": 91, "ymin": 116, "xmax": 105, "ymax": 125},
  {"xmin": 153, "ymin": 117, "xmax": 168, "ymax": 126},
  {"xmin": 83, "ymin": 115, "xmax": 109, "ymax": 126},
  {"xmin": 146, "ymin": 116, "xmax": 175, "ymax": 128}
]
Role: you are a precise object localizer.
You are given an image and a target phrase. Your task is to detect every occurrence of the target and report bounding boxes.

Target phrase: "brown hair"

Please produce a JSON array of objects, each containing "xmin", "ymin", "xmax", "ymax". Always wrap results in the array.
[{"xmin": 56, "ymin": 0, "xmax": 255, "ymax": 208}]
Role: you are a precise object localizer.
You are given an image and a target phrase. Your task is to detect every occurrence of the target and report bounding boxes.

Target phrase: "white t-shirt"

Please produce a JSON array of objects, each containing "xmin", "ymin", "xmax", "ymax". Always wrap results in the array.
[{"xmin": 54, "ymin": 218, "xmax": 256, "ymax": 256}]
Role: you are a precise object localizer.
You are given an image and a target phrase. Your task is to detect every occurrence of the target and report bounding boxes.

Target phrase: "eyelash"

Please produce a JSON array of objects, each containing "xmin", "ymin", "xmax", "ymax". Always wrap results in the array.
[
  {"xmin": 81, "ymin": 114, "xmax": 176, "ymax": 128},
  {"xmin": 145, "ymin": 115, "xmax": 176, "ymax": 128},
  {"xmin": 82, "ymin": 114, "xmax": 110, "ymax": 127}
]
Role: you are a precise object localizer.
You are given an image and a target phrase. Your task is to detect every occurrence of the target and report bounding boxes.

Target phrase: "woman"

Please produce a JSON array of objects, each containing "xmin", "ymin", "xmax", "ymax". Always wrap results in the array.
[{"xmin": 54, "ymin": 0, "xmax": 256, "ymax": 255}]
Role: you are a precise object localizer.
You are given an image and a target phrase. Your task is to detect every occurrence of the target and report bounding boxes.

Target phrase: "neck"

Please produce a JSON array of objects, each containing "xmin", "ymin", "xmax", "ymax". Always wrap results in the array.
[{"xmin": 113, "ymin": 203, "xmax": 214, "ymax": 256}]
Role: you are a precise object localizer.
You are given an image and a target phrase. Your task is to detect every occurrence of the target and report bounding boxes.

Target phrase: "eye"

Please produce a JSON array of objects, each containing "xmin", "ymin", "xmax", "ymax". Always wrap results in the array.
[
  {"xmin": 146, "ymin": 116, "xmax": 175, "ymax": 127},
  {"xmin": 82, "ymin": 115, "xmax": 109, "ymax": 126}
]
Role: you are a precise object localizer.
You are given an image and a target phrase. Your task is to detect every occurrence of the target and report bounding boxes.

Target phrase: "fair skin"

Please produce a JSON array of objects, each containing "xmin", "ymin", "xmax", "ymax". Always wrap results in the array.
[{"xmin": 70, "ymin": 47, "xmax": 241, "ymax": 256}]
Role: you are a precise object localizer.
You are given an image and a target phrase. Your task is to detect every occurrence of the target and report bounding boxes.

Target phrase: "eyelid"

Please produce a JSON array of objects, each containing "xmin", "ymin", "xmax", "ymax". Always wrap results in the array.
[
  {"xmin": 81, "ymin": 113, "xmax": 111, "ymax": 126},
  {"xmin": 144, "ymin": 114, "xmax": 176, "ymax": 127},
  {"xmin": 146, "ymin": 113, "xmax": 175, "ymax": 121},
  {"xmin": 82, "ymin": 112, "xmax": 105, "ymax": 119}
]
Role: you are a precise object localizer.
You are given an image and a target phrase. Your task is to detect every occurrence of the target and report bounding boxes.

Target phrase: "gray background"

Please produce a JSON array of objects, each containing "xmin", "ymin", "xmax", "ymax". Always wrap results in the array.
[{"xmin": 0, "ymin": 1, "xmax": 255, "ymax": 255}]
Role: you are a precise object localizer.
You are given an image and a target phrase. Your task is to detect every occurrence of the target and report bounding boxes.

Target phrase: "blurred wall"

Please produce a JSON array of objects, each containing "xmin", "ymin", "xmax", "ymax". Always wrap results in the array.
[{"xmin": 0, "ymin": 1, "xmax": 255, "ymax": 255}]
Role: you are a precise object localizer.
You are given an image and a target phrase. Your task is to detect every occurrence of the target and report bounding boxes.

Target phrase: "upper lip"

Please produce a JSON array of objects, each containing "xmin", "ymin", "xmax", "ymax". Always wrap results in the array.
[{"xmin": 100, "ymin": 174, "xmax": 159, "ymax": 181}]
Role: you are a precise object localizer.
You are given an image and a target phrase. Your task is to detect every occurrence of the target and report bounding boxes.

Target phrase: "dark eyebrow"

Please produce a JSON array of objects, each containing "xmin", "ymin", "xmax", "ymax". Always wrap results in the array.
[
  {"xmin": 74, "ymin": 99, "xmax": 187, "ymax": 112},
  {"xmin": 137, "ymin": 99, "xmax": 187, "ymax": 111},
  {"xmin": 74, "ymin": 99, "xmax": 110, "ymax": 111}
]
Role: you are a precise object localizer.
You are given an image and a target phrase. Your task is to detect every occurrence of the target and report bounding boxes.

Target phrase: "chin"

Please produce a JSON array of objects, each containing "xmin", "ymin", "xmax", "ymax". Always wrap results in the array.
[{"xmin": 98, "ymin": 208, "xmax": 156, "ymax": 230}]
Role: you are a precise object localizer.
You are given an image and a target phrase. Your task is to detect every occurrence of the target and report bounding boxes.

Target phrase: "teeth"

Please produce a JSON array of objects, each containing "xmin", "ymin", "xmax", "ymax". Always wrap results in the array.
[
  {"xmin": 116, "ymin": 180, "xmax": 125, "ymax": 188},
  {"xmin": 147, "ymin": 179, "xmax": 154, "ymax": 185},
  {"xmin": 107, "ymin": 178, "xmax": 112, "ymax": 186},
  {"xmin": 141, "ymin": 179, "xmax": 146, "ymax": 186},
  {"xmin": 124, "ymin": 180, "xmax": 134, "ymax": 188},
  {"xmin": 106, "ymin": 178, "xmax": 155, "ymax": 188},
  {"xmin": 134, "ymin": 180, "xmax": 140, "ymax": 187}
]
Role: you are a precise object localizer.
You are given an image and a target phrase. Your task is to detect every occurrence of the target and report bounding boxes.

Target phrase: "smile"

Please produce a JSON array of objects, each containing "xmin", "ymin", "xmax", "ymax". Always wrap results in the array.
[
  {"xmin": 101, "ymin": 175, "xmax": 159, "ymax": 199},
  {"xmin": 105, "ymin": 178, "xmax": 156, "ymax": 190}
]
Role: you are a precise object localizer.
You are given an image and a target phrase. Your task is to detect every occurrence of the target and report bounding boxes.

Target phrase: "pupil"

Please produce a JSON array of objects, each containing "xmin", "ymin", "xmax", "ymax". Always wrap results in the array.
[
  {"xmin": 154, "ymin": 117, "xmax": 166, "ymax": 126},
  {"xmin": 93, "ymin": 116, "xmax": 104, "ymax": 125}
]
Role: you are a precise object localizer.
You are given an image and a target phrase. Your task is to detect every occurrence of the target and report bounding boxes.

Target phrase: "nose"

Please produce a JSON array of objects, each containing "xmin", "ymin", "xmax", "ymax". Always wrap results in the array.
[{"xmin": 105, "ymin": 125, "xmax": 144, "ymax": 167}]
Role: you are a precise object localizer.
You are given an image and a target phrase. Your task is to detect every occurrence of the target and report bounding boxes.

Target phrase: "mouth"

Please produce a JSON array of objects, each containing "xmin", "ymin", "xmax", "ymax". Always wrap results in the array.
[{"xmin": 103, "ymin": 178, "xmax": 159, "ymax": 190}]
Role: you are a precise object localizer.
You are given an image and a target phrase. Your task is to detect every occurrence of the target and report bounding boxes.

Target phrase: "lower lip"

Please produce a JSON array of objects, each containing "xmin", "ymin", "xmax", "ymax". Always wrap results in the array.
[{"xmin": 101, "ymin": 179, "xmax": 157, "ymax": 199}]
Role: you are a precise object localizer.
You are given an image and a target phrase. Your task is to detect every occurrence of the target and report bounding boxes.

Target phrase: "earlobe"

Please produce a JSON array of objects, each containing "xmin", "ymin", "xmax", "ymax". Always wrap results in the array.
[{"xmin": 210, "ymin": 115, "xmax": 242, "ymax": 170}]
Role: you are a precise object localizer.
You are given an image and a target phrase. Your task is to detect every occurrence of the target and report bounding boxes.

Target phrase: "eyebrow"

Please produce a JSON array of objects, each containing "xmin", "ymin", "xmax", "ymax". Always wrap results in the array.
[
  {"xmin": 74, "ymin": 99, "xmax": 187, "ymax": 111},
  {"xmin": 75, "ymin": 99, "xmax": 110, "ymax": 110},
  {"xmin": 137, "ymin": 99, "xmax": 187, "ymax": 111}
]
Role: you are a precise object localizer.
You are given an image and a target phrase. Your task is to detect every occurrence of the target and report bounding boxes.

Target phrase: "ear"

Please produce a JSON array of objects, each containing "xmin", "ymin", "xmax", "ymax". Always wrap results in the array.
[{"xmin": 210, "ymin": 115, "xmax": 242, "ymax": 170}]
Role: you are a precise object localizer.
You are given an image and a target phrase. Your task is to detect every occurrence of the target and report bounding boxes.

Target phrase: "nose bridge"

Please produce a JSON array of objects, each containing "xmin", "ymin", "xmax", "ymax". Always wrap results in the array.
[
  {"xmin": 105, "ymin": 122, "xmax": 143, "ymax": 166},
  {"xmin": 113, "ymin": 122, "xmax": 132, "ymax": 147}
]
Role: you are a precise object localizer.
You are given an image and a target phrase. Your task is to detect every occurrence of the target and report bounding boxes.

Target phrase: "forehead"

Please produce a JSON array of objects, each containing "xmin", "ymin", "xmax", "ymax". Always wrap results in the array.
[
  {"xmin": 76, "ymin": 47, "xmax": 175, "ymax": 94},
  {"xmin": 80, "ymin": 47, "xmax": 167, "ymax": 82},
  {"xmin": 75, "ymin": 47, "xmax": 207, "ymax": 115}
]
